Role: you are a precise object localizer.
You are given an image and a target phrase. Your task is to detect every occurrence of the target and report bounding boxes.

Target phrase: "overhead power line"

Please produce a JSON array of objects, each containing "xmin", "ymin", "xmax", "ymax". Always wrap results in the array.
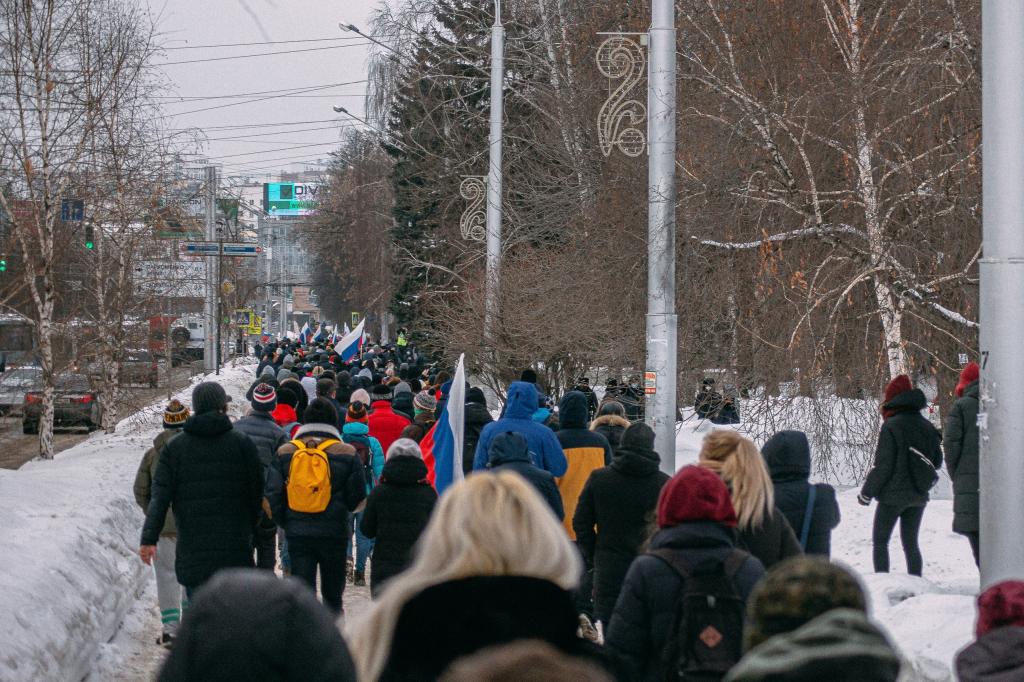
[{"xmin": 157, "ymin": 42, "xmax": 373, "ymax": 67}]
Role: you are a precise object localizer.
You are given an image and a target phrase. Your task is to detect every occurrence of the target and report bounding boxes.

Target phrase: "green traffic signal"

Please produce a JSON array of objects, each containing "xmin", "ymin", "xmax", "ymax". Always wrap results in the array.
[
  {"xmin": 85, "ymin": 241, "xmax": 94, "ymax": 250},
  {"xmin": 0, "ymin": 259, "xmax": 6, "ymax": 273}
]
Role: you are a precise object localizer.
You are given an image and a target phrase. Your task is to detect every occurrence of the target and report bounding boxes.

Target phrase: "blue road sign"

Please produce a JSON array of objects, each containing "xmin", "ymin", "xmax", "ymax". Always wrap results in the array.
[{"xmin": 61, "ymin": 199, "xmax": 84, "ymax": 222}]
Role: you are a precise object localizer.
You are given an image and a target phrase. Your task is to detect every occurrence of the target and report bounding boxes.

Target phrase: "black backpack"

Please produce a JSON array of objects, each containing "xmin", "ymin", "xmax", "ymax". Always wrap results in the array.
[
  {"xmin": 907, "ymin": 445, "xmax": 939, "ymax": 494},
  {"xmin": 649, "ymin": 548, "xmax": 748, "ymax": 682},
  {"xmin": 344, "ymin": 434, "xmax": 376, "ymax": 489}
]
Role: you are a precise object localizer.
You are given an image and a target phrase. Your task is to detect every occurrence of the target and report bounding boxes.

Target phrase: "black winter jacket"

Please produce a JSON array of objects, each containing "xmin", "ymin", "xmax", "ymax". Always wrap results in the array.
[
  {"xmin": 379, "ymin": 576, "xmax": 607, "ymax": 682},
  {"xmin": 486, "ymin": 431, "xmax": 565, "ymax": 520},
  {"xmin": 360, "ymin": 455, "xmax": 437, "ymax": 595},
  {"xmin": 233, "ymin": 411, "xmax": 289, "ymax": 475},
  {"xmin": 392, "ymin": 391, "xmax": 414, "ymax": 421},
  {"xmin": 158, "ymin": 568, "xmax": 357, "ymax": 682},
  {"xmin": 761, "ymin": 430, "xmax": 841, "ymax": 556},
  {"xmin": 944, "ymin": 381, "xmax": 979, "ymax": 534},
  {"xmin": 605, "ymin": 522, "xmax": 765, "ymax": 682},
  {"xmin": 462, "ymin": 401, "xmax": 493, "ymax": 475},
  {"xmin": 140, "ymin": 411, "xmax": 263, "ymax": 588},
  {"xmin": 956, "ymin": 626, "xmax": 1024, "ymax": 682},
  {"xmin": 737, "ymin": 508, "xmax": 803, "ymax": 569},
  {"xmin": 573, "ymin": 445, "xmax": 669, "ymax": 623},
  {"xmin": 265, "ymin": 424, "xmax": 367, "ymax": 540},
  {"xmin": 861, "ymin": 389, "xmax": 943, "ymax": 507},
  {"xmin": 590, "ymin": 414, "xmax": 631, "ymax": 450}
]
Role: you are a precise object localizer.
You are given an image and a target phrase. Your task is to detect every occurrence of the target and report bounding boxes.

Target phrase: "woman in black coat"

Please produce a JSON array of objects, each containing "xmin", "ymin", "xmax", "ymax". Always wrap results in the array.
[
  {"xmin": 573, "ymin": 423, "xmax": 669, "ymax": 624},
  {"xmin": 859, "ymin": 375, "xmax": 943, "ymax": 576},
  {"xmin": 944, "ymin": 362, "xmax": 980, "ymax": 565},
  {"xmin": 761, "ymin": 430, "xmax": 841, "ymax": 556},
  {"xmin": 462, "ymin": 387, "xmax": 493, "ymax": 475},
  {"xmin": 361, "ymin": 439, "xmax": 438, "ymax": 596}
]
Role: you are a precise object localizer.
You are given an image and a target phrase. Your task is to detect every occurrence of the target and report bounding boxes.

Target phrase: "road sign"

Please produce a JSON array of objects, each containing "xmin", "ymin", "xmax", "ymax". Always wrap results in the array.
[
  {"xmin": 61, "ymin": 199, "xmax": 84, "ymax": 222},
  {"xmin": 182, "ymin": 241, "xmax": 261, "ymax": 257}
]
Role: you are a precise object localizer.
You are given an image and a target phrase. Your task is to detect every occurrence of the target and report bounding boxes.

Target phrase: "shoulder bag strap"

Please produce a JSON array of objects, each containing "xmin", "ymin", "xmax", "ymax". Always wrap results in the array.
[{"xmin": 799, "ymin": 485, "xmax": 817, "ymax": 549}]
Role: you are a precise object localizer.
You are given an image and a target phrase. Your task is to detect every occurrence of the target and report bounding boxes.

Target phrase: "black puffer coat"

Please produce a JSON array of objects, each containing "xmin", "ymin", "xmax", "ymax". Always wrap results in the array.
[
  {"xmin": 158, "ymin": 568, "xmax": 357, "ymax": 682},
  {"xmin": 486, "ymin": 431, "xmax": 564, "ymax": 520},
  {"xmin": 360, "ymin": 455, "xmax": 437, "ymax": 595},
  {"xmin": 379, "ymin": 576, "xmax": 607, "ymax": 681},
  {"xmin": 861, "ymin": 389, "xmax": 943, "ymax": 507},
  {"xmin": 233, "ymin": 411, "xmax": 289, "ymax": 474},
  {"xmin": 605, "ymin": 522, "xmax": 765, "ymax": 682},
  {"xmin": 140, "ymin": 411, "xmax": 263, "ymax": 588},
  {"xmin": 944, "ymin": 381, "xmax": 980, "ymax": 534},
  {"xmin": 761, "ymin": 430, "xmax": 841, "ymax": 556},
  {"xmin": 573, "ymin": 445, "xmax": 669, "ymax": 623},
  {"xmin": 737, "ymin": 508, "xmax": 803, "ymax": 569},
  {"xmin": 956, "ymin": 626, "xmax": 1024, "ymax": 682},
  {"xmin": 462, "ymin": 400, "xmax": 493, "ymax": 475}
]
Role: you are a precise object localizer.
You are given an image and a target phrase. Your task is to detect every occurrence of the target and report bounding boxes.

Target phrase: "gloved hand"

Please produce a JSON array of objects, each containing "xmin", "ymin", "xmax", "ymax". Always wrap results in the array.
[{"xmin": 857, "ymin": 493, "xmax": 871, "ymax": 507}]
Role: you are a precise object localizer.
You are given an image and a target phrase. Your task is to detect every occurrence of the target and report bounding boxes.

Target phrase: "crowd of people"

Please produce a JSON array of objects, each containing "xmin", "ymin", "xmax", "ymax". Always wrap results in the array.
[{"xmin": 131, "ymin": 338, "xmax": 1018, "ymax": 681}]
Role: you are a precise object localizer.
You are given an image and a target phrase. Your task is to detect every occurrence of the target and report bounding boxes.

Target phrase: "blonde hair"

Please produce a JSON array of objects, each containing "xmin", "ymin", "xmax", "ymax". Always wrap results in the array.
[
  {"xmin": 345, "ymin": 472, "xmax": 581, "ymax": 681},
  {"xmin": 699, "ymin": 430, "xmax": 774, "ymax": 530}
]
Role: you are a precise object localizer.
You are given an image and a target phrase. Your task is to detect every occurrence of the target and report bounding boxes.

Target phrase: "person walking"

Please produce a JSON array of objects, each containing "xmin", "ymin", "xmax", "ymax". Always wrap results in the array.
[
  {"xmin": 472, "ymin": 381, "xmax": 567, "ymax": 476},
  {"xmin": 486, "ymin": 431, "xmax": 564, "ymax": 520},
  {"xmin": 605, "ymin": 466, "xmax": 766, "ymax": 681},
  {"xmin": 133, "ymin": 399, "xmax": 190, "ymax": 646},
  {"xmin": 956, "ymin": 580, "xmax": 1024, "ymax": 682},
  {"xmin": 555, "ymin": 391, "xmax": 612, "ymax": 539},
  {"xmin": 700, "ymin": 430, "xmax": 803, "ymax": 569},
  {"xmin": 368, "ymin": 384, "xmax": 412, "ymax": 455},
  {"xmin": 760, "ymin": 431, "xmax": 841, "ymax": 557},
  {"xmin": 462, "ymin": 387, "xmax": 493, "ymax": 475},
  {"xmin": 342, "ymin": 403, "xmax": 386, "ymax": 587},
  {"xmin": 265, "ymin": 399, "xmax": 367, "ymax": 614},
  {"xmin": 360, "ymin": 439, "xmax": 438, "ymax": 597},
  {"xmin": 589, "ymin": 401, "xmax": 630, "ymax": 450},
  {"xmin": 573, "ymin": 423, "xmax": 670, "ymax": 626},
  {"xmin": 139, "ymin": 383, "xmax": 263, "ymax": 598},
  {"xmin": 232, "ymin": 383, "xmax": 289, "ymax": 570},
  {"xmin": 858, "ymin": 375, "xmax": 943, "ymax": 576},
  {"xmin": 944, "ymin": 362, "xmax": 981, "ymax": 566}
]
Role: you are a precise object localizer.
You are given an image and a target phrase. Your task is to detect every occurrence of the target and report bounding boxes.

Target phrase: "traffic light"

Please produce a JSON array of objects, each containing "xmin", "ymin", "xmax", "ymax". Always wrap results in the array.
[
  {"xmin": 0, "ymin": 256, "xmax": 6, "ymax": 273},
  {"xmin": 84, "ymin": 223, "xmax": 94, "ymax": 250}
]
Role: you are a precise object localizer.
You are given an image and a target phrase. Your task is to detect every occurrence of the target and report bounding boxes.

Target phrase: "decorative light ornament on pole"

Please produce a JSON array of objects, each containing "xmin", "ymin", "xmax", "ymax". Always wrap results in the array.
[
  {"xmin": 459, "ymin": 176, "xmax": 487, "ymax": 241},
  {"xmin": 596, "ymin": 33, "xmax": 648, "ymax": 157},
  {"xmin": 484, "ymin": 0, "xmax": 504, "ymax": 354},
  {"xmin": 979, "ymin": 0, "xmax": 1024, "ymax": 587}
]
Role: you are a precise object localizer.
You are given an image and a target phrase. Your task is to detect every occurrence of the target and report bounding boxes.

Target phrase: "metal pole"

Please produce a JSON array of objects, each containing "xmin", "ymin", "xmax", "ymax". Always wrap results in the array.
[
  {"xmin": 646, "ymin": 0, "xmax": 678, "ymax": 475},
  {"xmin": 215, "ymin": 232, "xmax": 222, "ymax": 375},
  {"xmin": 260, "ymin": 214, "xmax": 270, "ymax": 336},
  {"xmin": 979, "ymin": 0, "xmax": 1024, "ymax": 587},
  {"xmin": 484, "ymin": 1, "xmax": 504, "ymax": 354},
  {"xmin": 203, "ymin": 166, "xmax": 216, "ymax": 373}
]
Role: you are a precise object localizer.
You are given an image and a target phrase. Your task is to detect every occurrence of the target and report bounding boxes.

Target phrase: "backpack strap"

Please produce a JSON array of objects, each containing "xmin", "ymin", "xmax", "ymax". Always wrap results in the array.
[
  {"xmin": 799, "ymin": 485, "xmax": 817, "ymax": 550},
  {"xmin": 649, "ymin": 548, "xmax": 693, "ymax": 580},
  {"xmin": 721, "ymin": 548, "xmax": 749, "ymax": 579}
]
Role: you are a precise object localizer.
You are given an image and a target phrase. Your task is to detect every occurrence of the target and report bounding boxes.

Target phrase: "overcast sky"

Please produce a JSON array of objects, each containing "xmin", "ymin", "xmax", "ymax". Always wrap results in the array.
[{"xmin": 144, "ymin": 0, "xmax": 384, "ymax": 181}]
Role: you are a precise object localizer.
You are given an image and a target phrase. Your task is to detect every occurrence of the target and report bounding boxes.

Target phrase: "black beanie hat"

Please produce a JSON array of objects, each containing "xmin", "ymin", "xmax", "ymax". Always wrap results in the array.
[
  {"xmin": 303, "ymin": 397, "xmax": 339, "ymax": 426},
  {"xmin": 621, "ymin": 422, "xmax": 656, "ymax": 451},
  {"xmin": 466, "ymin": 386, "xmax": 487, "ymax": 405},
  {"xmin": 520, "ymin": 368, "xmax": 538, "ymax": 384},
  {"xmin": 192, "ymin": 382, "xmax": 231, "ymax": 415},
  {"xmin": 370, "ymin": 383, "xmax": 393, "ymax": 400},
  {"xmin": 276, "ymin": 385, "xmax": 299, "ymax": 408}
]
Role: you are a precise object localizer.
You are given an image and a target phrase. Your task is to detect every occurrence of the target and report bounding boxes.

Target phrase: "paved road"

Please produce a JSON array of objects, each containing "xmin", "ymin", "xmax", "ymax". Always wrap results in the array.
[{"xmin": 0, "ymin": 366, "xmax": 201, "ymax": 470}]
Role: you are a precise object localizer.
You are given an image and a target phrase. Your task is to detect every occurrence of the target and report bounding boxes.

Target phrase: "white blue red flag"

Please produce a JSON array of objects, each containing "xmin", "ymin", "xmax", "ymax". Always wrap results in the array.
[
  {"xmin": 421, "ymin": 354, "xmax": 466, "ymax": 494},
  {"xmin": 333, "ymin": 319, "xmax": 366, "ymax": 362},
  {"xmin": 299, "ymin": 321, "xmax": 311, "ymax": 345},
  {"xmin": 312, "ymin": 323, "xmax": 324, "ymax": 343}
]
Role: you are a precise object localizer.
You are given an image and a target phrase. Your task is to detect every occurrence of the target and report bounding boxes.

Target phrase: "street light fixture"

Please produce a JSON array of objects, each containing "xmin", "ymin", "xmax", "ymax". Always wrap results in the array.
[{"xmin": 338, "ymin": 21, "xmax": 406, "ymax": 61}]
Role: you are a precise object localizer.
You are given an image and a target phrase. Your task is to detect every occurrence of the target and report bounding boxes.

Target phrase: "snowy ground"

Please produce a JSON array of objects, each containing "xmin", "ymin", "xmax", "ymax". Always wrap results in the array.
[{"xmin": 0, "ymin": 374, "xmax": 979, "ymax": 681}]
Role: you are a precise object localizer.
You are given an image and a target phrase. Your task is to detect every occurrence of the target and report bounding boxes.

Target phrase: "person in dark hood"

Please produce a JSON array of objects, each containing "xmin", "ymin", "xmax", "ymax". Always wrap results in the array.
[
  {"xmin": 858, "ymin": 375, "xmax": 943, "ymax": 576},
  {"xmin": 555, "ymin": 391, "xmax": 612, "ymax": 538},
  {"xmin": 360, "ymin": 439, "xmax": 438, "ymax": 597},
  {"xmin": 956, "ymin": 580, "xmax": 1024, "ymax": 682},
  {"xmin": 487, "ymin": 431, "xmax": 564, "ymax": 520},
  {"xmin": 140, "ymin": 382, "xmax": 263, "ymax": 597},
  {"xmin": 590, "ymin": 400, "xmax": 630, "ymax": 450},
  {"xmin": 694, "ymin": 378, "xmax": 725, "ymax": 420},
  {"xmin": 157, "ymin": 569, "xmax": 357, "ymax": 682},
  {"xmin": 463, "ymin": 387, "xmax": 493, "ymax": 475},
  {"xmin": 392, "ymin": 382, "xmax": 415, "ymax": 421},
  {"xmin": 472, "ymin": 382, "xmax": 567, "ymax": 476},
  {"xmin": 572, "ymin": 377, "xmax": 600, "ymax": 422},
  {"xmin": 944, "ymin": 361, "xmax": 981, "ymax": 565},
  {"xmin": 573, "ymin": 423, "xmax": 669, "ymax": 625},
  {"xmin": 760, "ymin": 431, "xmax": 840, "ymax": 556}
]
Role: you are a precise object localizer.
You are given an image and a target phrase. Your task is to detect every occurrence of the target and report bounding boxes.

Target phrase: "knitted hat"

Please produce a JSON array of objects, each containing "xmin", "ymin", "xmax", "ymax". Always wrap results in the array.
[
  {"xmin": 350, "ymin": 388, "xmax": 371, "ymax": 407},
  {"xmin": 622, "ymin": 422, "xmax": 656, "ymax": 451},
  {"xmin": 370, "ymin": 383, "xmax": 393, "ymax": 400},
  {"xmin": 346, "ymin": 401, "xmax": 368, "ymax": 423},
  {"xmin": 882, "ymin": 375, "xmax": 913, "ymax": 405},
  {"xmin": 276, "ymin": 385, "xmax": 299, "ymax": 408},
  {"xmin": 163, "ymin": 399, "xmax": 190, "ymax": 428},
  {"xmin": 976, "ymin": 580, "xmax": 1024, "ymax": 637},
  {"xmin": 250, "ymin": 383, "xmax": 276, "ymax": 413},
  {"xmin": 192, "ymin": 382, "xmax": 231, "ymax": 415},
  {"xmin": 303, "ymin": 397, "xmax": 338, "ymax": 427},
  {"xmin": 744, "ymin": 556, "xmax": 868, "ymax": 651},
  {"xmin": 414, "ymin": 391, "xmax": 437, "ymax": 413},
  {"xmin": 657, "ymin": 465, "xmax": 737, "ymax": 529},
  {"xmin": 956, "ymin": 361, "xmax": 980, "ymax": 398}
]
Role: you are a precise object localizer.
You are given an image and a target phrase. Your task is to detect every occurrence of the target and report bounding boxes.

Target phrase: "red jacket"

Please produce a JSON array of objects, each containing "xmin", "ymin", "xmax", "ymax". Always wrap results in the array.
[
  {"xmin": 271, "ymin": 404, "xmax": 300, "ymax": 437},
  {"xmin": 368, "ymin": 400, "xmax": 411, "ymax": 454}
]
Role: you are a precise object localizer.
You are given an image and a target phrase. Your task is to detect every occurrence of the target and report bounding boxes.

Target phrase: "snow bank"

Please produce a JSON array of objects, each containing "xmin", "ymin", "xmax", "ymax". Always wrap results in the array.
[{"xmin": 0, "ymin": 362, "xmax": 258, "ymax": 682}]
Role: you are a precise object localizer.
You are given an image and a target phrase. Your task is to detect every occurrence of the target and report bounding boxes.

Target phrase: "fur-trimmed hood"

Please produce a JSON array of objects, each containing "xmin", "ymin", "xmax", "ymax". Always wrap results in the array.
[{"xmin": 590, "ymin": 414, "xmax": 630, "ymax": 431}]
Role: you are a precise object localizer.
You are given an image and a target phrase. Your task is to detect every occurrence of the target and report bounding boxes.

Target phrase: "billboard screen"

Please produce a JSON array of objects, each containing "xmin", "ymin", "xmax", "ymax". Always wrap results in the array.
[{"xmin": 263, "ymin": 182, "xmax": 320, "ymax": 217}]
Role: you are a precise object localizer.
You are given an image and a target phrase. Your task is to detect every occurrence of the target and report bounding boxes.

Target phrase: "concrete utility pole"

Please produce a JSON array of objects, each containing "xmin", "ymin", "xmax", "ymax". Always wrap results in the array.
[
  {"xmin": 979, "ymin": 0, "xmax": 1024, "ymax": 587},
  {"xmin": 484, "ymin": 0, "xmax": 504, "ymax": 352},
  {"xmin": 203, "ymin": 166, "xmax": 217, "ymax": 373},
  {"xmin": 646, "ymin": 0, "xmax": 678, "ymax": 475}
]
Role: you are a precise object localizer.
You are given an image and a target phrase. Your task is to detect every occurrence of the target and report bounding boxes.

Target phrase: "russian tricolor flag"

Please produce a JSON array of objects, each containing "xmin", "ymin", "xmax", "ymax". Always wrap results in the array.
[
  {"xmin": 421, "ymin": 354, "xmax": 466, "ymax": 494},
  {"xmin": 299, "ymin": 321, "xmax": 311, "ymax": 345},
  {"xmin": 312, "ymin": 323, "xmax": 324, "ymax": 343},
  {"xmin": 333, "ymin": 318, "xmax": 366, "ymax": 362}
]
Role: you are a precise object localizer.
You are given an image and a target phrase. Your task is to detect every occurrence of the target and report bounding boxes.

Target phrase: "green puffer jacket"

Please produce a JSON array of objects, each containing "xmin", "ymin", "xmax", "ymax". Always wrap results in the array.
[{"xmin": 133, "ymin": 428, "xmax": 182, "ymax": 537}]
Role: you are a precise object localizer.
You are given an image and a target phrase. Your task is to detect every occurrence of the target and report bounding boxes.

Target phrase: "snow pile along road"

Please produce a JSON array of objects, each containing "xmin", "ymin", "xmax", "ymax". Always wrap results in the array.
[{"xmin": 0, "ymin": 362, "xmax": 256, "ymax": 682}]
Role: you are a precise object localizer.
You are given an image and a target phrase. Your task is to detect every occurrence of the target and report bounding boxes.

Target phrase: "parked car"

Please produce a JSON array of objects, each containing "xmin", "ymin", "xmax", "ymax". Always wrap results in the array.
[
  {"xmin": 0, "ymin": 367, "xmax": 43, "ymax": 415},
  {"xmin": 23, "ymin": 373, "xmax": 100, "ymax": 434},
  {"xmin": 121, "ymin": 349, "xmax": 158, "ymax": 388}
]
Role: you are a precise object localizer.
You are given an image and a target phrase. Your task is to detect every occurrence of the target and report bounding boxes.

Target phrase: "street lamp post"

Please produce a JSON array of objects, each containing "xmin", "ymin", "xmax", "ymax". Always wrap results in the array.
[
  {"xmin": 484, "ymin": 0, "xmax": 504, "ymax": 359},
  {"xmin": 646, "ymin": 0, "xmax": 678, "ymax": 475}
]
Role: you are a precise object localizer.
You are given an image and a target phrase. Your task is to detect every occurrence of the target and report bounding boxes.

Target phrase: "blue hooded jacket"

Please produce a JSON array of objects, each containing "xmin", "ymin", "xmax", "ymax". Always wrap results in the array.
[
  {"xmin": 342, "ymin": 421, "xmax": 385, "ymax": 492},
  {"xmin": 472, "ymin": 382, "xmax": 567, "ymax": 476}
]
